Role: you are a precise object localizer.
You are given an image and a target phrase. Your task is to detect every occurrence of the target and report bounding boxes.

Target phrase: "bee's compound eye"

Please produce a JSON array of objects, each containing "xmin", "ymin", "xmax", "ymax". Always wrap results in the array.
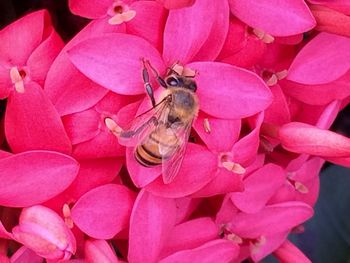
[
  {"xmin": 166, "ymin": 77, "xmax": 179, "ymax": 87},
  {"xmin": 189, "ymin": 82, "xmax": 197, "ymax": 92}
]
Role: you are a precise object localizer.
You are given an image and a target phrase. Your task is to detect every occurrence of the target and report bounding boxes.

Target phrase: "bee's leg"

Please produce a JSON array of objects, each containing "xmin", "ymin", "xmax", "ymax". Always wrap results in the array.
[
  {"xmin": 120, "ymin": 116, "xmax": 158, "ymax": 138},
  {"xmin": 142, "ymin": 59, "xmax": 157, "ymax": 108},
  {"xmin": 145, "ymin": 60, "xmax": 167, "ymax": 89}
]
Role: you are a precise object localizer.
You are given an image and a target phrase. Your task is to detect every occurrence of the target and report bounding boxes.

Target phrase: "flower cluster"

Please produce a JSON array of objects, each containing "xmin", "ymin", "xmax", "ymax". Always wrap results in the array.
[{"xmin": 1, "ymin": 0, "xmax": 350, "ymax": 262}]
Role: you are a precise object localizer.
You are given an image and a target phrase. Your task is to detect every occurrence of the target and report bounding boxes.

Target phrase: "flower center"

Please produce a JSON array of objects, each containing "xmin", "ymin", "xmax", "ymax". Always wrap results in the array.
[
  {"xmin": 113, "ymin": 5, "xmax": 124, "ymax": 14},
  {"xmin": 261, "ymin": 69, "xmax": 288, "ymax": 86},
  {"xmin": 108, "ymin": 1, "xmax": 136, "ymax": 25},
  {"xmin": 218, "ymin": 152, "xmax": 246, "ymax": 174}
]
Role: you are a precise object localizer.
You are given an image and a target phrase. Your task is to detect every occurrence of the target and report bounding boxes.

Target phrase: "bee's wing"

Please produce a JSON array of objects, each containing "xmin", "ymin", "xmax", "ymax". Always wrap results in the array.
[
  {"xmin": 118, "ymin": 96, "xmax": 171, "ymax": 147},
  {"xmin": 160, "ymin": 120, "xmax": 193, "ymax": 184}
]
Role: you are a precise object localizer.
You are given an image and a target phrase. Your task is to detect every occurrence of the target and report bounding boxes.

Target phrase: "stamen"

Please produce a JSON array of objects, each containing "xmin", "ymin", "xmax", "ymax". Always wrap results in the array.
[
  {"xmin": 253, "ymin": 28, "xmax": 275, "ymax": 43},
  {"xmin": 275, "ymin": 70, "xmax": 288, "ymax": 80},
  {"xmin": 171, "ymin": 63, "xmax": 184, "ymax": 75},
  {"xmin": 266, "ymin": 74, "xmax": 278, "ymax": 86},
  {"xmin": 62, "ymin": 204, "xmax": 74, "ymax": 229},
  {"xmin": 226, "ymin": 233, "xmax": 243, "ymax": 244},
  {"xmin": 294, "ymin": 181, "xmax": 309, "ymax": 194},
  {"xmin": 10, "ymin": 67, "xmax": 25, "ymax": 93},
  {"xmin": 251, "ymin": 236, "xmax": 267, "ymax": 254},
  {"xmin": 105, "ymin": 117, "xmax": 123, "ymax": 136},
  {"xmin": 203, "ymin": 118, "xmax": 211, "ymax": 133},
  {"xmin": 219, "ymin": 153, "xmax": 246, "ymax": 174}
]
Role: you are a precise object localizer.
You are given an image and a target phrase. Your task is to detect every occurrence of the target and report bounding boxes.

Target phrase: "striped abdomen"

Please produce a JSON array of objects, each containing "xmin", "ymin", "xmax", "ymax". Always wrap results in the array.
[{"xmin": 135, "ymin": 126, "xmax": 178, "ymax": 167}]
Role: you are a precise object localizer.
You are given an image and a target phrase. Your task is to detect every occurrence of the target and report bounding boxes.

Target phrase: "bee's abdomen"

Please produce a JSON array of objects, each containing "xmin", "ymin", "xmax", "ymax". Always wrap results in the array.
[{"xmin": 135, "ymin": 130, "xmax": 177, "ymax": 167}]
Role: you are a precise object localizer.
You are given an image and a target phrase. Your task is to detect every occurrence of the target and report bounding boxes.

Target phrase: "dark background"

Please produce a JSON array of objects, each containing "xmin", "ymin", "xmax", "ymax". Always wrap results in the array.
[{"xmin": 1, "ymin": 1, "xmax": 350, "ymax": 262}]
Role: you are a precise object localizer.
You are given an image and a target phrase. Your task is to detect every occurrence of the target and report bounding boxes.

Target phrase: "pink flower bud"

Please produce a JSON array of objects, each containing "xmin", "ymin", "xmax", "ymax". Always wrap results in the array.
[
  {"xmin": 279, "ymin": 122, "xmax": 350, "ymax": 157},
  {"xmin": 12, "ymin": 205, "xmax": 76, "ymax": 260}
]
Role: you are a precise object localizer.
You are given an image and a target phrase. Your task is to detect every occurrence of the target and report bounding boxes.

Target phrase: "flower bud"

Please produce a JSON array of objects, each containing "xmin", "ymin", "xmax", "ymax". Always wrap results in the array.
[{"xmin": 12, "ymin": 205, "xmax": 76, "ymax": 260}]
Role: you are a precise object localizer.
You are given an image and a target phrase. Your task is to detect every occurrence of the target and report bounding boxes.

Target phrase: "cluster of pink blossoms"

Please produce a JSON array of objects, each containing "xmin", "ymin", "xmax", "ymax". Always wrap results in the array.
[{"xmin": 1, "ymin": 0, "xmax": 350, "ymax": 262}]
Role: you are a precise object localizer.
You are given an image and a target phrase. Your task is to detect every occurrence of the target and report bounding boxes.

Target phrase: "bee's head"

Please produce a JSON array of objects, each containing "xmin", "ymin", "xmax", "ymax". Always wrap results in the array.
[{"xmin": 165, "ymin": 75, "xmax": 197, "ymax": 92}]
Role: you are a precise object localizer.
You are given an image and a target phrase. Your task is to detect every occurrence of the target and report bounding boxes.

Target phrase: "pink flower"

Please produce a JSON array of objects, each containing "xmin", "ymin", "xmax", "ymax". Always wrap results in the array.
[
  {"xmin": 12, "ymin": 205, "xmax": 76, "ymax": 260},
  {"xmin": 0, "ymin": 10, "xmax": 71, "ymax": 154},
  {"xmin": 1, "ymin": 1, "xmax": 350, "ymax": 262}
]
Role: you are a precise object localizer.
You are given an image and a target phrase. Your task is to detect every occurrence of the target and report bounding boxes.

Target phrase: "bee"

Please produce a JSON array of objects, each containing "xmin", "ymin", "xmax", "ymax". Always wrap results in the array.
[{"xmin": 113, "ymin": 59, "xmax": 199, "ymax": 184}]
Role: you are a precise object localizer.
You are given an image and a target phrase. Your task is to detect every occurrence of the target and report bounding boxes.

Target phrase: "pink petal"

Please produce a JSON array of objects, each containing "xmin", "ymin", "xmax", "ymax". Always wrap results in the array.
[
  {"xmin": 0, "ymin": 220, "xmax": 12, "ymax": 239},
  {"xmin": 156, "ymin": 0, "xmax": 195, "ymax": 9},
  {"xmin": 46, "ymin": 61, "xmax": 109, "ymax": 116},
  {"xmin": 228, "ymin": 0, "xmax": 316, "ymax": 36},
  {"xmin": 12, "ymin": 205, "xmax": 76, "ymax": 260},
  {"xmin": 69, "ymin": 0, "xmax": 111, "ymax": 19},
  {"xmin": 5, "ymin": 82, "xmax": 72, "ymax": 154},
  {"xmin": 287, "ymin": 32, "xmax": 350, "ymax": 84},
  {"xmin": 145, "ymin": 144, "xmax": 218, "ymax": 198},
  {"xmin": 0, "ymin": 150, "xmax": 12, "ymax": 159},
  {"xmin": 71, "ymin": 184, "xmax": 136, "ymax": 239},
  {"xmin": 85, "ymin": 239, "xmax": 119, "ymax": 263},
  {"xmin": 292, "ymin": 157, "xmax": 323, "ymax": 207},
  {"xmin": 218, "ymin": 18, "xmax": 267, "ymax": 68},
  {"xmin": 229, "ymin": 202, "xmax": 313, "ymax": 238},
  {"xmin": 188, "ymin": 62, "xmax": 272, "ymax": 119},
  {"xmin": 127, "ymin": 1, "xmax": 167, "ymax": 51},
  {"xmin": 62, "ymin": 158, "xmax": 123, "ymax": 202},
  {"xmin": 231, "ymin": 164, "xmax": 286, "ymax": 213},
  {"xmin": 215, "ymin": 194, "xmax": 239, "ymax": 225},
  {"xmin": 72, "ymin": 130, "xmax": 125, "ymax": 159},
  {"xmin": 63, "ymin": 109, "xmax": 100, "ymax": 144},
  {"xmin": 128, "ymin": 190, "xmax": 176, "ymax": 263},
  {"xmin": 163, "ymin": 0, "xmax": 226, "ymax": 64},
  {"xmin": 310, "ymin": 4, "xmax": 350, "ymax": 37},
  {"xmin": 68, "ymin": 33, "xmax": 165, "ymax": 95},
  {"xmin": 250, "ymin": 231, "xmax": 289, "ymax": 262},
  {"xmin": 326, "ymin": 156, "xmax": 350, "ymax": 168},
  {"xmin": 316, "ymin": 100, "xmax": 341, "ymax": 129},
  {"xmin": 281, "ymin": 75, "xmax": 350, "ymax": 105},
  {"xmin": 27, "ymin": 29, "xmax": 64, "ymax": 87},
  {"xmin": 160, "ymin": 217, "xmax": 219, "ymax": 258},
  {"xmin": 11, "ymin": 246, "xmax": 44, "ymax": 263},
  {"xmin": 309, "ymin": 0, "xmax": 350, "ymax": 14},
  {"xmin": 275, "ymin": 34, "xmax": 304, "ymax": 45},
  {"xmin": 193, "ymin": 154, "xmax": 265, "ymax": 198},
  {"xmin": 0, "ymin": 151, "xmax": 79, "ymax": 207},
  {"xmin": 174, "ymin": 198, "xmax": 201, "ymax": 224},
  {"xmin": 191, "ymin": 0, "xmax": 230, "ymax": 62},
  {"xmin": 159, "ymin": 240, "xmax": 239, "ymax": 263},
  {"xmin": 279, "ymin": 122, "xmax": 350, "ymax": 157},
  {"xmin": 274, "ymin": 240, "xmax": 312, "ymax": 263},
  {"xmin": 0, "ymin": 10, "xmax": 47, "ymax": 65},
  {"xmin": 191, "ymin": 169, "xmax": 244, "ymax": 198},
  {"xmin": 193, "ymin": 112, "xmax": 241, "ymax": 152},
  {"xmin": 231, "ymin": 112, "xmax": 264, "ymax": 164},
  {"xmin": 264, "ymin": 84, "xmax": 291, "ymax": 125}
]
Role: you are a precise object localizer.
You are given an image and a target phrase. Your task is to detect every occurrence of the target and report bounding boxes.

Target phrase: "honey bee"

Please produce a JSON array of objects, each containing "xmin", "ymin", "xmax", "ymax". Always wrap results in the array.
[{"xmin": 113, "ymin": 59, "xmax": 199, "ymax": 184}]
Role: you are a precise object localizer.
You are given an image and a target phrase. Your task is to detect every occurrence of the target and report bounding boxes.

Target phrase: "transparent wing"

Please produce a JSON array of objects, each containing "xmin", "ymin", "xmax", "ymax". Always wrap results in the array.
[
  {"xmin": 160, "ymin": 120, "xmax": 193, "ymax": 184},
  {"xmin": 118, "ymin": 96, "xmax": 171, "ymax": 147}
]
